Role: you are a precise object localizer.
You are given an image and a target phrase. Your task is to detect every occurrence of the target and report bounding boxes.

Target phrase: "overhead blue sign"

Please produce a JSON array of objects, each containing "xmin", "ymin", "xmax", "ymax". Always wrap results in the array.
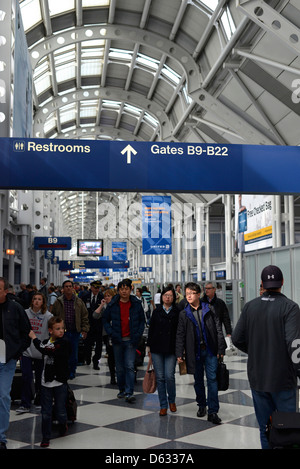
[
  {"xmin": 59, "ymin": 260, "xmax": 129, "ymax": 271},
  {"xmin": 34, "ymin": 236, "xmax": 71, "ymax": 250},
  {"xmin": 139, "ymin": 267, "xmax": 153, "ymax": 272},
  {"xmin": 1, "ymin": 137, "xmax": 300, "ymax": 193}
]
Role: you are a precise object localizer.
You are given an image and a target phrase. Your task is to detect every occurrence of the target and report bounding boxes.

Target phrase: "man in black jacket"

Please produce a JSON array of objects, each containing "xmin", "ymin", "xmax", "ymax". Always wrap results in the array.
[
  {"xmin": 0, "ymin": 277, "xmax": 31, "ymax": 449},
  {"xmin": 203, "ymin": 281, "xmax": 236, "ymax": 354},
  {"xmin": 176, "ymin": 282, "xmax": 226, "ymax": 424},
  {"xmin": 83, "ymin": 281, "xmax": 104, "ymax": 369},
  {"xmin": 232, "ymin": 265, "xmax": 300, "ymax": 449}
]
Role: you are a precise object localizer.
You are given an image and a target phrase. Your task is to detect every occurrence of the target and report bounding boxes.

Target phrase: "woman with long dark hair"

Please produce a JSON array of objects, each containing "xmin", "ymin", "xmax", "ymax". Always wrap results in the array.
[{"xmin": 147, "ymin": 285, "xmax": 179, "ymax": 416}]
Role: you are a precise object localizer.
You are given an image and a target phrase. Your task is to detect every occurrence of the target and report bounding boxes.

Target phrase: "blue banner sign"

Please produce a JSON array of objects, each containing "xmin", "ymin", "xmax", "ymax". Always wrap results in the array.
[
  {"xmin": 34, "ymin": 236, "xmax": 71, "ymax": 250},
  {"xmin": 1, "ymin": 138, "xmax": 300, "ymax": 193},
  {"xmin": 142, "ymin": 195, "xmax": 172, "ymax": 255},
  {"xmin": 59, "ymin": 260, "xmax": 129, "ymax": 271},
  {"xmin": 112, "ymin": 242, "xmax": 127, "ymax": 260}
]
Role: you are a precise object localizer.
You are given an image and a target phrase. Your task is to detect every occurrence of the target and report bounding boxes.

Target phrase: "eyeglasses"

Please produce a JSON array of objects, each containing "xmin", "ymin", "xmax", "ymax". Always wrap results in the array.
[
  {"xmin": 186, "ymin": 292, "xmax": 198, "ymax": 296},
  {"xmin": 205, "ymin": 287, "xmax": 214, "ymax": 290},
  {"xmin": 163, "ymin": 294, "xmax": 173, "ymax": 298}
]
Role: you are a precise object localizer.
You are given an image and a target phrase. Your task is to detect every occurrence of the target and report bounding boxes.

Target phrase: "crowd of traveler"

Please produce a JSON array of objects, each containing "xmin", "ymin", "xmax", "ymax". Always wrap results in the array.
[{"xmin": 1, "ymin": 264, "xmax": 300, "ymax": 449}]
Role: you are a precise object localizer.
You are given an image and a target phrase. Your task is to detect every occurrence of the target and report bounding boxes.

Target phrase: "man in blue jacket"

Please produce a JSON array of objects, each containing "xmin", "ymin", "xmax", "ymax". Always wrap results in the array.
[
  {"xmin": 176, "ymin": 282, "xmax": 226, "ymax": 424},
  {"xmin": 0, "ymin": 277, "xmax": 31, "ymax": 449},
  {"xmin": 102, "ymin": 278, "xmax": 145, "ymax": 403}
]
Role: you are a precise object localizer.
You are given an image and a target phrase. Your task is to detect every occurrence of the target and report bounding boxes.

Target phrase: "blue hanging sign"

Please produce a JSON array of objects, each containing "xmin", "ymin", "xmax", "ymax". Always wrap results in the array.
[
  {"xmin": 142, "ymin": 195, "xmax": 172, "ymax": 255},
  {"xmin": 1, "ymin": 137, "xmax": 300, "ymax": 194}
]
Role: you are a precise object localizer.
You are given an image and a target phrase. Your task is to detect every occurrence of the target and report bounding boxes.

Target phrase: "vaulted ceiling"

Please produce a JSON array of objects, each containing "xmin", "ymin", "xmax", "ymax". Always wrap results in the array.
[{"xmin": 19, "ymin": 0, "xmax": 300, "ymax": 240}]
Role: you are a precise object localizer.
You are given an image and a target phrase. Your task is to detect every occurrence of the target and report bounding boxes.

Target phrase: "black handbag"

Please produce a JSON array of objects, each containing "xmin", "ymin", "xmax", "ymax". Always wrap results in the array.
[
  {"xmin": 267, "ymin": 411, "xmax": 300, "ymax": 448},
  {"xmin": 217, "ymin": 358, "xmax": 229, "ymax": 391}
]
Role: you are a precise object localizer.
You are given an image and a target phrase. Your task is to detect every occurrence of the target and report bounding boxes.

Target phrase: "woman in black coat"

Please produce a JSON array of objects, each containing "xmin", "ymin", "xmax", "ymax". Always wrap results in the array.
[{"xmin": 147, "ymin": 285, "xmax": 179, "ymax": 416}]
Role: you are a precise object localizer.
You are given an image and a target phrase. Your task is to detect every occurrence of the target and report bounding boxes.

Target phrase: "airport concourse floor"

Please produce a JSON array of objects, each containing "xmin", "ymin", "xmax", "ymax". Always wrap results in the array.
[{"xmin": 7, "ymin": 353, "xmax": 261, "ymax": 450}]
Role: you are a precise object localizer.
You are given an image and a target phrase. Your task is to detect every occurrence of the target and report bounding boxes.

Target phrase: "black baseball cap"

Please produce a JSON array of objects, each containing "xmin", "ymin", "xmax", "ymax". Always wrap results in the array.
[{"xmin": 261, "ymin": 265, "xmax": 283, "ymax": 289}]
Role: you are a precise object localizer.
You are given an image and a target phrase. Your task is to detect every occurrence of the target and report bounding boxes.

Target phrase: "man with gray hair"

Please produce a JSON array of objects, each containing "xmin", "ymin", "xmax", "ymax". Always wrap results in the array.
[
  {"xmin": 202, "ymin": 281, "xmax": 235, "ymax": 354},
  {"xmin": 232, "ymin": 265, "xmax": 300, "ymax": 449}
]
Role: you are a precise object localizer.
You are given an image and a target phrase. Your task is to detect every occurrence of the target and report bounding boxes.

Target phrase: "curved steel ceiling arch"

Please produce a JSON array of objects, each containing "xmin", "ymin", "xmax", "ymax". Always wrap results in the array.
[
  {"xmin": 55, "ymin": 126, "xmax": 145, "ymax": 141},
  {"xmin": 33, "ymin": 87, "xmax": 174, "ymax": 140},
  {"xmin": 29, "ymin": 24, "xmax": 200, "ymax": 87}
]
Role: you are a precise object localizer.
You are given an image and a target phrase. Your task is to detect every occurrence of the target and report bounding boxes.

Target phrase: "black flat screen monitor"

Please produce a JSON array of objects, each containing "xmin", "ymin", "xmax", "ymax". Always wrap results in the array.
[{"xmin": 77, "ymin": 239, "xmax": 103, "ymax": 257}]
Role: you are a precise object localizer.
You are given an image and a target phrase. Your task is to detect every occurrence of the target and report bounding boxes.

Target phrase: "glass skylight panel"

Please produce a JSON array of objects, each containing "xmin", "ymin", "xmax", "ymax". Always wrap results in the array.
[
  {"xmin": 80, "ymin": 105, "xmax": 97, "ymax": 118},
  {"xmin": 161, "ymin": 65, "xmax": 181, "ymax": 85},
  {"xmin": 197, "ymin": 0, "xmax": 218, "ymax": 11},
  {"xmin": 60, "ymin": 109, "xmax": 76, "ymax": 124},
  {"xmin": 81, "ymin": 60, "xmax": 102, "ymax": 76},
  {"xmin": 124, "ymin": 104, "xmax": 141, "ymax": 117},
  {"xmin": 221, "ymin": 7, "xmax": 236, "ymax": 40},
  {"xmin": 56, "ymin": 63, "xmax": 76, "ymax": 83},
  {"xmin": 136, "ymin": 54, "xmax": 159, "ymax": 71},
  {"xmin": 34, "ymin": 74, "xmax": 51, "ymax": 95},
  {"xmin": 19, "ymin": 0, "xmax": 42, "ymax": 32},
  {"xmin": 82, "ymin": 0, "xmax": 110, "ymax": 6},
  {"xmin": 144, "ymin": 113, "xmax": 159, "ymax": 127},
  {"xmin": 44, "ymin": 115, "xmax": 56, "ymax": 134},
  {"xmin": 48, "ymin": 0, "xmax": 75, "ymax": 17},
  {"xmin": 102, "ymin": 100, "xmax": 121, "ymax": 109},
  {"xmin": 109, "ymin": 49, "xmax": 132, "ymax": 63}
]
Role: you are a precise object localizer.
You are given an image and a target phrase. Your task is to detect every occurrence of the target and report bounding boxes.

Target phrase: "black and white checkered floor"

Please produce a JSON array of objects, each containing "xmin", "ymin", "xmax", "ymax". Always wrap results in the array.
[{"xmin": 7, "ymin": 353, "xmax": 261, "ymax": 450}]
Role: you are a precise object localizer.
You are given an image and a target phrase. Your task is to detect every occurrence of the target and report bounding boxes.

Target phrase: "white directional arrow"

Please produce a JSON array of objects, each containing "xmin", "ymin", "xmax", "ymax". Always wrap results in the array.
[{"xmin": 121, "ymin": 144, "xmax": 137, "ymax": 164}]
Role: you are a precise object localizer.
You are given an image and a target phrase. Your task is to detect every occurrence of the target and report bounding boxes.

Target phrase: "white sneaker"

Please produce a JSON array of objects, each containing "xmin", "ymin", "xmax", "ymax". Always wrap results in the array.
[{"xmin": 16, "ymin": 406, "xmax": 30, "ymax": 414}]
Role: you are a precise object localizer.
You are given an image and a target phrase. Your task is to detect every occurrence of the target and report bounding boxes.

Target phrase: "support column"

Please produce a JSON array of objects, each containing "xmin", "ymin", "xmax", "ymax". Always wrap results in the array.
[
  {"xmin": 196, "ymin": 203, "xmax": 203, "ymax": 282},
  {"xmin": 224, "ymin": 195, "xmax": 233, "ymax": 280},
  {"xmin": 20, "ymin": 224, "xmax": 29, "ymax": 284},
  {"xmin": 204, "ymin": 206, "xmax": 210, "ymax": 281},
  {"xmin": 0, "ymin": 0, "xmax": 14, "ymax": 137},
  {"xmin": 272, "ymin": 195, "xmax": 282, "ymax": 248}
]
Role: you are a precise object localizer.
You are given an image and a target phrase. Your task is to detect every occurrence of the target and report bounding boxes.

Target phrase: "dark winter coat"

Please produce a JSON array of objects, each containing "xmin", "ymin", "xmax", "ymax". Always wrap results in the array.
[
  {"xmin": 232, "ymin": 291, "xmax": 300, "ymax": 392},
  {"xmin": 32, "ymin": 336, "xmax": 71, "ymax": 384},
  {"xmin": 0, "ymin": 298, "xmax": 31, "ymax": 362},
  {"xmin": 202, "ymin": 293, "xmax": 232, "ymax": 335},
  {"xmin": 147, "ymin": 304, "xmax": 179, "ymax": 355},
  {"xmin": 102, "ymin": 294, "xmax": 145, "ymax": 347},
  {"xmin": 175, "ymin": 300, "xmax": 226, "ymax": 374}
]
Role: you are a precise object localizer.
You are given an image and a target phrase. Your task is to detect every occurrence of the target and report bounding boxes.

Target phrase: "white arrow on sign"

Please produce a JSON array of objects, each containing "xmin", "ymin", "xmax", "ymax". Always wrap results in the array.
[{"xmin": 121, "ymin": 144, "xmax": 137, "ymax": 164}]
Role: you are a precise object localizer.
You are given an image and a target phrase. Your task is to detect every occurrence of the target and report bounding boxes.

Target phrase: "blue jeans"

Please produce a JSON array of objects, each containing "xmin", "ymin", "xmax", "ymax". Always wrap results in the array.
[
  {"xmin": 194, "ymin": 349, "xmax": 219, "ymax": 414},
  {"xmin": 251, "ymin": 388, "xmax": 297, "ymax": 449},
  {"xmin": 41, "ymin": 383, "xmax": 68, "ymax": 441},
  {"xmin": 151, "ymin": 353, "xmax": 176, "ymax": 409},
  {"xmin": 65, "ymin": 331, "xmax": 80, "ymax": 377},
  {"xmin": 0, "ymin": 359, "xmax": 17, "ymax": 444},
  {"xmin": 113, "ymin": 341, "xmax": 136, "ymax": 396}
]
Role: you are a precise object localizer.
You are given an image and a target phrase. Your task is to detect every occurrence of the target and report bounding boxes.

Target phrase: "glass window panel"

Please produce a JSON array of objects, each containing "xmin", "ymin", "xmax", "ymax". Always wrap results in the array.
[
  {"xmin": 60, "ymin": 110, "xmax": 76, "ymax": 123},
  {"xmin": 56, "ymin": 63, "xmax": 76, "ymax": 82},
  {"xmin": 48, "ymin": 0, "xmax": 75, "ymax": 17},
  {"xmin": 82, "ymin": 0, "xmax": 110, "ymax": 6},
  {"xmin": 19, "ymin": 0, "xmax": 42, "ymax": 32},
  {"xmin": 81, "ymin": 60, "xmax": 102, "ymax": 76},
  {"xmin": 34, "ymin": 74, "xmax": 51, "ymax": 95},
  {"xmin": 44, "ymin": 116, "xmax": 56, "ymax": 134},
  {"xmin": 198, "ymin": 0, "xmax": 218, "ymax": 11}
]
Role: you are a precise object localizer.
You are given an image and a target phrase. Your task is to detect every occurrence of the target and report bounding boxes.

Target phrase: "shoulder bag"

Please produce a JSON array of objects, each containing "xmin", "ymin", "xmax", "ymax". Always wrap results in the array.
[{"xmin": 143, "ymin": 356, "xmax": 157, "ymax": 393}]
